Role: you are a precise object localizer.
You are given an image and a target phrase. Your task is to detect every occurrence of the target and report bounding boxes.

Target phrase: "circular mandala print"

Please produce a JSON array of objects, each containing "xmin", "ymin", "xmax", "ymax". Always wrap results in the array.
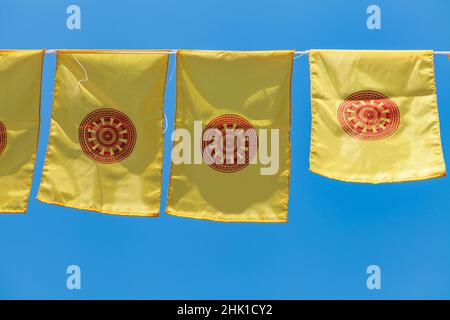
[
  {"xmin": 0, "ymin": 121, "xmax": 6, "ymax": 156},
  {"xmin": 202, "ymin": 114, "xmax": 258, "ymax": 173},
  {"xmin": 79, "ymin": 108, "xmax": 136, "ymax": 163},
  {"xmin": 337, "ymin": 91, "xmax": 400, "ymax": 140}
]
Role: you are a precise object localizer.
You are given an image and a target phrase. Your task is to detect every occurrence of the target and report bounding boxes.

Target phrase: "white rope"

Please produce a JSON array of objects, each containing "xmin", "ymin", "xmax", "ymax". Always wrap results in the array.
[
  {"xmin": 72, "ymin": 56, "xmax": 88, "ymax": 95},
  {"xmin": 294, "ymin": 50, "xmax": 309, "ymax": 59},
  {"xmin": 163, "ymin": 112, "xmax": 168, "ymax": 134},
  {"xmin": 434, "ymin": 51, "xmax": 450, "ymax": 55},
  {"xmin": 46, "ymin": 50, "xmax": 176, "ymax": 55},
  {"xmin": 169, "ymin": 59, "xmax": 176, "ymax": 81},
  {"xmin": 43, "ymin": 49, "xmax": 449, "ymax": 55}
]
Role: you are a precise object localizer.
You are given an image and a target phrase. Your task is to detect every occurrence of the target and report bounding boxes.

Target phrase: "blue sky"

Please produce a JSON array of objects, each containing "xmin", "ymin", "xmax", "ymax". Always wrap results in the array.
[{"xmin": 1, "ymin": 0, "xmax": 450, "ymax": 299}]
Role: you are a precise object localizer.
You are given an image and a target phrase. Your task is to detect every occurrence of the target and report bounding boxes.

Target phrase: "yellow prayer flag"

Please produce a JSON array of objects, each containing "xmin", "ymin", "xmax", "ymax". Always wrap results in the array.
[
  {"xmin": 309, "ymin": 50, "xmax": 446, "ymax": 183},
  {"xmin": 166, "ymin": 50, "xmax": 294, "ymax": 222},
  {"xmin": 37, "ymin": 50, "xmax": 169, "ymax": 216},
  {"xmin": 0, "ymin": 50, "xmax": 44, "ymax": 213}
]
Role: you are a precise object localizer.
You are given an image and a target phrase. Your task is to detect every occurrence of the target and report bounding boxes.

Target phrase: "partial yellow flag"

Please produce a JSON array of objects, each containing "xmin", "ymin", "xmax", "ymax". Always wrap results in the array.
[
  {"xmin": 38, "ymin": 50, "xmax": 169, "ymax": 216},
  {"xmin": 0, "ymin": 50, "xmax": 44, "ymax": 213},
  {"xmin": 167, "ymin": 50, "xmax": 294, "ymax": 222},
  {"xmin": 309, "ymin": 50, "xmax": 446, "ymax": 183}
]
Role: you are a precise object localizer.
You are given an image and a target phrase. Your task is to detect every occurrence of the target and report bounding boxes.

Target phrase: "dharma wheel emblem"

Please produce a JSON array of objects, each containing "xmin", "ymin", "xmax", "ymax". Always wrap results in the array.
[
  {"xmin": 202, "ymin": 114, "xmax": 258, "ymax": 173},
  {"xmin": 0, "ymin": 121, "xmax": 6, "ymax": 156},
  {"xmin": 79, "ymin": 108, "xmax": 136, "ymax": 163},
  {"xmin": 337, "ymin": 90, "xmax": 400, "ymax": 140}
]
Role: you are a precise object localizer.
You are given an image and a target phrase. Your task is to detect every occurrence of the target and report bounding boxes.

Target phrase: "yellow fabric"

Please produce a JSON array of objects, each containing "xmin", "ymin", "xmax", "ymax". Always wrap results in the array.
[
  {"xmin": 37, "ymin": 50, "xmax": 169, "ymax": 216},
  {"xmin": 0, "ymin": 50, "xmax": 44, "ymax": 213},
  {"xmin": 166, "ymin": 50, "xmax": 294, "ymax": 222},
  {"xmin": 309, "ymin": 50, "xmax": 446, "ymax": 183}
]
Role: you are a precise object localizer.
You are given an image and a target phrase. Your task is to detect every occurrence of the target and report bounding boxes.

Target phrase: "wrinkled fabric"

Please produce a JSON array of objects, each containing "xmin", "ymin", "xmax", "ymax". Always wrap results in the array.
[
  {"xmin": 309, "ymin": 50, "xmax": 446, "ymax": 183},
  {"xmin": 0, "ymin": 50, "xmax": 43, "ymax": 213},
  {"xmin": 166, "ymin": 50, "xmax": 294, "ymax": 222},
  {"xmin": 38, "ymin": 50, "xmax": 168, "ymax": 215}
]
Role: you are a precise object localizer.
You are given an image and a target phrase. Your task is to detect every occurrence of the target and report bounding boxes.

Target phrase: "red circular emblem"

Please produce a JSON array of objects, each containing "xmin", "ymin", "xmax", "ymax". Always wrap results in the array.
[
  {"xmin": 79, "ymin": 108, "xmax": 136, "ymax": 163},
  {"xmin": 0, "ymin": 121, "xmax": 6, "ymax": 156},
  {"xmin": 202, "ymin": 114, "xmax": 258, "ymax": 173},
  {"xmin": 337, "ymin": 91, "xmax": 400, "ymax": 140}
]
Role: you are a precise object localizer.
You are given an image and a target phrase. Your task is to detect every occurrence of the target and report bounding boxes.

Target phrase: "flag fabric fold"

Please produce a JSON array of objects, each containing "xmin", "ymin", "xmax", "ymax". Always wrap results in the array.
[
  {"xmin": 166, "ymin": 50, "xmax": 294, "ymax": 222},
  {"xmin": 309, "ymin": 50, "xmax": 446, "ymax": 183},
  {"xmin": 37, "ymin": 50, "xmax": 169, "ymax": 216},
  {"xmin": 0, "ymin": 50, "xmax": 44, "ymax": 213}
]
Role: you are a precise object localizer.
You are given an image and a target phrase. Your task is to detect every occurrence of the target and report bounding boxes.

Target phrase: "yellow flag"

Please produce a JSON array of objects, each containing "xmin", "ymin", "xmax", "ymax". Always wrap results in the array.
[
  {"xmin": 166, "ymin": 50, "xmax": 294, "ymax": 222},
  {"xmin": 309, "ymin": 50, "xmax": 446, "ymax": 183},
  {"xmin": 0, "ymin": 50, "xmax": 44, "ymax": 213},
  {"xmin": 38, "ymin": 50, "xmax": 169, "ymax": 216}
]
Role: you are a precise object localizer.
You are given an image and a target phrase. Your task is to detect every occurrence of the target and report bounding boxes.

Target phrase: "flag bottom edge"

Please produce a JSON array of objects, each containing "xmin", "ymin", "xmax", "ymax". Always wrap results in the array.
[
  {"xmin": 165, "ymin": 209, "xmax": 288, "ymax": 223},
  {"xmin": 0, "ymin": 210, "xmax": 26, "ymax": 214},
  {"xmin": 309, "ymin": 168, "xmax": 447, "ymax": 184},
  {"xmin": 36, "ymin": 197, "xmax": 160, "ymax": 217}
]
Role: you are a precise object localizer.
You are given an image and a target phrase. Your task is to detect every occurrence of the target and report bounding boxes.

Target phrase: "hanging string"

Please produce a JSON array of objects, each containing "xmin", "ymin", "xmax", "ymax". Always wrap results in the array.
[
  {"xmin": 44, "ymin": 49, "xmax": 450, "ymax": 55},
  {"xmin": 72, "ymin": 56, "xmax": 88, "ymax": 95},
  {"xmin": 168, "ymin": 51, "xmax": 177, "ymax": 81},
  {"xmin": 163, "ymin": 112, "xmax": 168, "ymax": 134},
  {"xmin": 294, "ymin": 50, "xmax": 309, "ymax": 60},
  {"xmin": 69, "ymin": 51, "xmax": 172, "ymax": 131},
  {"xmin": 163, "ymin": 51, "xmax": 178, "ymax": 134}
]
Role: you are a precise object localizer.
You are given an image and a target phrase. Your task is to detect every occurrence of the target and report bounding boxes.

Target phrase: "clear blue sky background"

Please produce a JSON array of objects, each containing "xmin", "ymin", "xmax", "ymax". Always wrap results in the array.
[{"xmin": 1, "ymin": 0, "xmax": 450, "ymax": 299}]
